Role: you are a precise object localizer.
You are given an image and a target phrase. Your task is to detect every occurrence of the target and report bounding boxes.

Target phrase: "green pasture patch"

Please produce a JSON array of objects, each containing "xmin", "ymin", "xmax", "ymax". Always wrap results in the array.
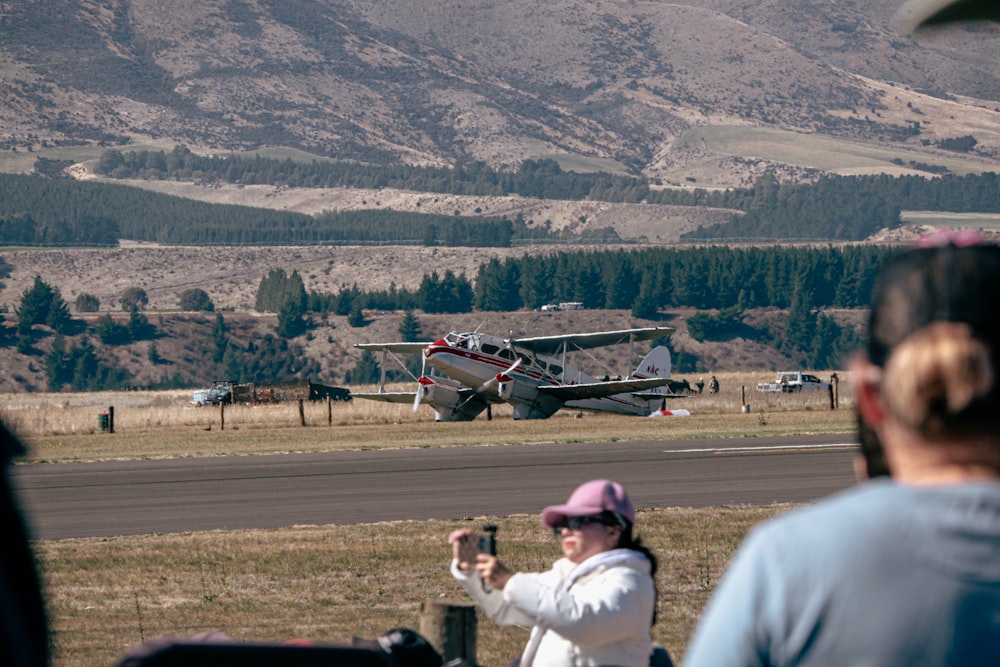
[
  {"xmin": 541, "ymin": 153, "xmax": 631, "ymax": 175},
  {"xmin": 685, "ymin": 125, "xmax": 997, "ymax": 176},
  {"xmin": 901, "ymin": 210, "xmax": 1000, "ymax": 230}
]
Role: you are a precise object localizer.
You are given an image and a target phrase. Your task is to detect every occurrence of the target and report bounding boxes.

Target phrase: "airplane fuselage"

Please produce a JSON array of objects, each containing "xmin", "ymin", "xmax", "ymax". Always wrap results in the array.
[{"xmin": 424, "ymin": 331, "xmax": 663, "ymax": 419}]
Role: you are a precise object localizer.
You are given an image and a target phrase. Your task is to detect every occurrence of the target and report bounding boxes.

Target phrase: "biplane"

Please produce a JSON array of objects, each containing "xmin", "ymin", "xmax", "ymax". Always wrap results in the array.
[{"xmin": 353, "ymin": 326, "xmax": 684, "ymax": 420}]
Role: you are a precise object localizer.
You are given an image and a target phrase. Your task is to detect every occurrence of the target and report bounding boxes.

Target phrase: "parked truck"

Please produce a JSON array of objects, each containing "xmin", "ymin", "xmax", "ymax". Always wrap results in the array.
[{"xmin": 755, "ymin": 371, "xmax": 831, "ymax": 393}]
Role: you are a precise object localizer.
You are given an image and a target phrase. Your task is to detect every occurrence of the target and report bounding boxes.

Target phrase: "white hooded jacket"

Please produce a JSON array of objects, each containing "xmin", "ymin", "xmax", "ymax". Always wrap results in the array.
[{"xmin": 452, "ymin": 549, "xmax": 655, "ymax": 667}]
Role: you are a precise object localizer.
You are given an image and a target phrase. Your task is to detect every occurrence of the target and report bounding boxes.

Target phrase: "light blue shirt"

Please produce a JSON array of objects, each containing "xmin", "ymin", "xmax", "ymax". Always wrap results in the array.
[{"xmin": 683, "ymin": 479, "xmax": 1000, "ymax": 667}]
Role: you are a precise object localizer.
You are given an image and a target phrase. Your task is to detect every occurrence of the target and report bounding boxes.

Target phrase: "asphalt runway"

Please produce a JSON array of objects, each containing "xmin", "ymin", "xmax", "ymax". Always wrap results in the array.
[{"xmin": 13, "ymin": 433, "xmax": 859, "ymax": 540}]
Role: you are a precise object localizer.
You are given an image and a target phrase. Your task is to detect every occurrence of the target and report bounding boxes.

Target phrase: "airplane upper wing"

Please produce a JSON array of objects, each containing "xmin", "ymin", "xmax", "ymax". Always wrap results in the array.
[
  {"xmin": 537, "ymin": 377, "xmax": 672, "ymax": 401},
  {"xmin": 353, "ymin": 342, "xmax": 435, "ymax": 354},
  {"xmin": 511, "ymin": 327, "xmax": 675, "ymax": 354}
]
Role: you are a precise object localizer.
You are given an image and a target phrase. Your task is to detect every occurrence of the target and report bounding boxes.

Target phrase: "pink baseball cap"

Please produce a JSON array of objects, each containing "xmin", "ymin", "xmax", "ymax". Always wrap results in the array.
[{"xmin": 541, "ymin": 479, "xmax": 635, "ymax": 528}]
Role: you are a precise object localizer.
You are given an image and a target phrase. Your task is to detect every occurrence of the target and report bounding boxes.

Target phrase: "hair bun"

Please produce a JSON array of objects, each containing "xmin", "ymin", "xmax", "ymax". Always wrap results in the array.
[{"xmin": 884, "ymin": 322, "xmax": 994, "ymax": 437}]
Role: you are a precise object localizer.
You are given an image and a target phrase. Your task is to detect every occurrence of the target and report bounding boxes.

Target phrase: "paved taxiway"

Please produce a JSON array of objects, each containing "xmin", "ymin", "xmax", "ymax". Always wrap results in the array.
[{"xmin": 13, "ymin": 433, "xmax": 858, "ymax": 539}]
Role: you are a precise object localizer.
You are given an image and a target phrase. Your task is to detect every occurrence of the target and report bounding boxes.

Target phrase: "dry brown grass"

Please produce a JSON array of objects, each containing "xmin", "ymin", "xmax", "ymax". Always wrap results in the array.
[
  {"xmin": 18, "ymin": 380, "xmax": 855, "ymax": 666},
  {"xmin": 4, "ymin": 374, "xmax": 854, "ymax": 462},
  {"xmin": 38, "ymin": 506, "xmax": 789, "ymax": 667}
]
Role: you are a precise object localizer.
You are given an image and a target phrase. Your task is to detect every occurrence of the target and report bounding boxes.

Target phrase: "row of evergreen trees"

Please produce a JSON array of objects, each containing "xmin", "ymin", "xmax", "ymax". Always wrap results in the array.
[
  {"xmin": 6, "ymin": 151, "xmax": 998, "ymax": 246},
  {"xmin": 88, "ymin": 146, "xmax": 1000, "ymax": 242},
  {"xmin": 471, "ymin": 245, "xmax": 897, "ymax": 314},
  {"xmin": 0, "ymin": 173, "xmax": 553, "ymax": 247},
  {"xmin": 4, "ymin": 243, "xmax": 905, "ymax": 389},
  {"xmin": 98, "ymin": 146, "xmax": 649, "ymax": 202},
  {"xmin": 246, "ymin": 245, "xmax": 896, "ymax": 323},
  {"xmin": 247, "ymin": 245, "xmax": 899, "ymax": 372}
]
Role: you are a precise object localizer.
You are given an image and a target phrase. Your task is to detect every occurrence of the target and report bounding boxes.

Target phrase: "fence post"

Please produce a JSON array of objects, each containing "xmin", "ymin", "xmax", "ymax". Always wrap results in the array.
[
  {"xmin": 327, "ymin": 396, "xmax": 333, "ymax": 426},
  {"xmin": 108, "ymin": 405, "xmax": 115, "ymax": 434},
  {"xmin": 220, "ymin": 402, "xmax": 225, "ymax": 431},
  {"xmin": 298, "ymin": 399, "xmax": 306, "ymax": 426},
  {"xmin": 419, "ymin": 599, "xmax": 477, "ymax": 666}
]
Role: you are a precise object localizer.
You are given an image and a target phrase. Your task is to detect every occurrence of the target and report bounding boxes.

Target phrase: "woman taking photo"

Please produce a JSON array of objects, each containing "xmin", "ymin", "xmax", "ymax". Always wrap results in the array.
[{"xmin": 449, "ymin": 479, "xmax": 658, "ymax": 667}]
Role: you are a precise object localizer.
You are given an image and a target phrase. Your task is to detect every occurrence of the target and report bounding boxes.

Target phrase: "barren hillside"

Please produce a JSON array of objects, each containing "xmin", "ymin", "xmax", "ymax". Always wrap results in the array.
[{"xmin": 2, "ymin": 0, "xmax": 998, "ymax": 190}]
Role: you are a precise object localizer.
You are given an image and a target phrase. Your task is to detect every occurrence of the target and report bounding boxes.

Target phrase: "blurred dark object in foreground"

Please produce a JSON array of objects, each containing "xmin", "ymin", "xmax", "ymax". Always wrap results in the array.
[
  {"xmin": 896, "ymin": 0, "xmax": 1000, "ymax": 33},
  {"xmin": 1, "ymin": 421, "xmax": 50, "ymax": 667}
]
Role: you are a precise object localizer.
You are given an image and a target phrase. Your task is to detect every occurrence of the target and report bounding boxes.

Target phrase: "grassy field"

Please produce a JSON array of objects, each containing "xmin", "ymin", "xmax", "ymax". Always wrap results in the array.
[
  {"xmin": 38, "ymin": 507, "xmax": 791, "ymax": 667},
  {"xmin": 901, "ymin": 210, "xmax": 1000, "ymax": 230},
  {"xmin": 686, "ymin": 125, "xmax": 1000, "ymax": 177},
  {"xmin": 10, "ymin": 382, "xmax": 855, "ymax": 666},
  {"xmin": 4, "ymin": 373, "xmax": 853, "ymax": 463}
]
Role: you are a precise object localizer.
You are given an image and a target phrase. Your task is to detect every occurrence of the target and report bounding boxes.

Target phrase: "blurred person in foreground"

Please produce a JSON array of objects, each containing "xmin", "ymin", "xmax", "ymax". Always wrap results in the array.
[
  {"xmin": 683, "ymin": 241, "xmax": 1000, "ymax": 666},
  {"xmin": 1, "ymin": 421, "xmax": 50, "ymax": 667},
  {"xmin": 449, "ymin": 479, "xmax": 661, "ymax": 667}
]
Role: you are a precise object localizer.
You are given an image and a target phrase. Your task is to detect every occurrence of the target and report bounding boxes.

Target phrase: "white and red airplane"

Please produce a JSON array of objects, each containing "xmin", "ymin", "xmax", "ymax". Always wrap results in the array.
[{"xmin": 353, "ymin": 326, "xmax": 683, "ymax": 420}]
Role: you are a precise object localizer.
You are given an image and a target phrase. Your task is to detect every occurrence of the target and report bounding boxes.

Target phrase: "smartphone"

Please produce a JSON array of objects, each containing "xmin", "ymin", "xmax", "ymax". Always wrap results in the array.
[
  {"xmin": 479, "ymin": 524, "xmax": 498, "ymax": 556},
  {"xmin": 457, "ymin": 525, "xmax": 498, "ymax": 562},
  {"xmin": 457, "ymin": 533, "xmax": 481, "ymax": 564}
]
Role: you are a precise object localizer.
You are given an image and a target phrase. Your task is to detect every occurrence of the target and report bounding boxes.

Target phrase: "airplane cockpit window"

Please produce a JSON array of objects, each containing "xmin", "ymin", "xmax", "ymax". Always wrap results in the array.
[
  {"xmin": 498, "ymin": 348, "xmax": 515, "ymax": 361},
  {"xmin": 518, "ymin": 353, "xmax": 532, "ymax": 366},
  {"xmin": 549, "ymin": 364, "xmax": 563, "ymax": 376},
  {"xmin": 481, "ymin": 343, "xmax": 499, "ymax": 355}
]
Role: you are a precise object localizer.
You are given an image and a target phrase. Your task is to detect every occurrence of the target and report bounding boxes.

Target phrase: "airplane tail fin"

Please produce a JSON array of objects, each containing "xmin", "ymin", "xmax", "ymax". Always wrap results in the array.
[{"xmin": 632, "ymin": 346, "xmax": 671, "ymax": 380}]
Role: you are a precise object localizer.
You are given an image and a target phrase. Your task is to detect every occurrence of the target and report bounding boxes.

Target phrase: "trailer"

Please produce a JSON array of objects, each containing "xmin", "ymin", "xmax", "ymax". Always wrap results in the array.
[{"xmin": 192, "ymin": 378, "xmax": 350, "ymax": 405}]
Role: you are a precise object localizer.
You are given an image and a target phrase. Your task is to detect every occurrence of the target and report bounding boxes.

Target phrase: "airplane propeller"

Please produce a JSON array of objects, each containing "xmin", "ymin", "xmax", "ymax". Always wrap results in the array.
[
  {"xmin": 413, "ymin": 375, "xmax": 434, "ymax": 411},
  {"xmin": 452, "ymin": 358, "xmax": 522, "ymax": 413},
  {"xmin": 413, "ymin": 353, "xmax": 430, "ymax": 412},
  {"xmin": 482, "ymin": 357, "xmax": 522, "ymax": 395}
]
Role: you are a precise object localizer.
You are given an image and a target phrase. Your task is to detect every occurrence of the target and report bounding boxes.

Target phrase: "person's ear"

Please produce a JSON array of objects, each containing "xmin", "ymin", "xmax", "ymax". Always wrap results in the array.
[
  {"xmin": 853, "ymin": 454, "xmax": 870, "ymax": 482},
  {"xmin": 849, "ymin": 354, "xmax": 885, "ymax": 428}
]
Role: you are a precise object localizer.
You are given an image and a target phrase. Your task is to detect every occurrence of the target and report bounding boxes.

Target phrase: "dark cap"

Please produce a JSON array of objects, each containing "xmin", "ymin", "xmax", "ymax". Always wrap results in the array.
[
  {"xmin": 867, "ymin": 243, "xmax": 1000, "ymax": 368},
  {"xmin": 353, "ymin": 628, "xmax": 443, "ymax": 667}
]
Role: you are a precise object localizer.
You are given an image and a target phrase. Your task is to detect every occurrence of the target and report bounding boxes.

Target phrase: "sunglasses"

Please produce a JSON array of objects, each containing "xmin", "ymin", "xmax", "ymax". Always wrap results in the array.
[{"xmin": 551, "ymin": 515, "xmax": 612, "ymax": 536}]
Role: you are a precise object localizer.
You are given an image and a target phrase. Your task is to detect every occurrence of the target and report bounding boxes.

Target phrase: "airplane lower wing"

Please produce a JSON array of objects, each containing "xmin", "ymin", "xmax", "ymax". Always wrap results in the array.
[
  {"xmin": 537, "ymin": 377, "xmax": 672, "ymax": 401},
  {"xmin": 354, "ymin": 383, "xmax": 493, "ymax": 422},
  {"xmin": 353, "ymin": 342, "xmax": 435, "ymax": 354},
  {"xmin": 350, "ymin": 391, "xmax": 419, "ymax": 404}
]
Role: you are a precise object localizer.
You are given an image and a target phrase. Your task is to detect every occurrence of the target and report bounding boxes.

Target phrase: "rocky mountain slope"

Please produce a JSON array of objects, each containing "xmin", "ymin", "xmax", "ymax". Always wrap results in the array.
[{"xmin": 2, "ymin": 0, "xmax": 999, "ymax": 189}]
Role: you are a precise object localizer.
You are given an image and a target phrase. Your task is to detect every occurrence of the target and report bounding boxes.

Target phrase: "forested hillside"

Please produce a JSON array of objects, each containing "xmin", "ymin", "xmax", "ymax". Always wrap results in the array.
[
  {"xmin": 5, "ymin": 156, "xmax": 1000, "ymax": 244},
  {"xmin": 0, "ymin": 244, "xmax": 891, "ymax": 392},
  {"xmin": 0, "ymin": 173, "xmax": 554, "ymax": 247}
]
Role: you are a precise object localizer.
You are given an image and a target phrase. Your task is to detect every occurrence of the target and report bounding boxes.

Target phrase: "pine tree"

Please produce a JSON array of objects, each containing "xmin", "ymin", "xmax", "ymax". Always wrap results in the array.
[
  {"xmin": 212, "ymin": 313, "xmax": 229, "ymax": 364},
  {"xmin": 350, "ymin": 350, "xmax": 382, "ymax": 384},
  {"xmin": 347, "ymin": 303, "xmax": 367, "ymax": 327},
  {"xmin": 16, "ymin": 275, "xmax": 71, "ymax": 335},
  {"xmin": 398, "ymin": 310, "xmax": 423, "ymax": 341},
  {"xmin": 276, "ymin": 298, "xmax": 307, "ymax": 338}
]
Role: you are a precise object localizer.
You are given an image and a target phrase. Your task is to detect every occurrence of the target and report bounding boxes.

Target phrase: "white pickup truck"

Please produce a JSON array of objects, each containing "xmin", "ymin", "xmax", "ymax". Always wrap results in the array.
[{"xmin": 756, "ymin": 371, "xmax": 831, "ymax": 393}]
